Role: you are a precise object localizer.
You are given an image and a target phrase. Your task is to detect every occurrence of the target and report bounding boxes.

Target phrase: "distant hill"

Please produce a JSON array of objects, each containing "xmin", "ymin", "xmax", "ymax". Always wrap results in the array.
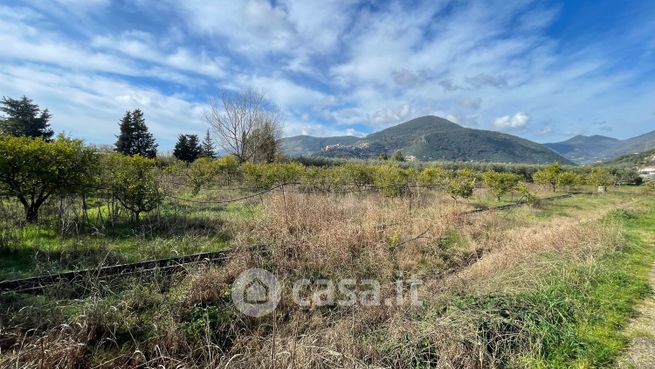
[
  {"xmin": 283, "ymin": 115, "xmax": 573, "ymax": 164},
  {"xmin": 281, "ymin": 135, "xmax": 360, "ymax": 157},
  {"xmin": 544, "ymin": 135, "xmax": 619, "ymax": 163},
  {"xmin": 546, "ymin": 129, "xmax": 655, "ymax": 164},
  {"xmin": 604, "ymin": 148, "xmax": 655, "ymax": 168}
]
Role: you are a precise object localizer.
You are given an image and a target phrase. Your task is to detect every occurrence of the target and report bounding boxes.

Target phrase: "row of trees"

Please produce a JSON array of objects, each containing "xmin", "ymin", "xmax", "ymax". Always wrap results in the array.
[
  {"xmin": 0, "ymin": 132, "xmax": 636, "ymax": 225},
  {"xmin": 1, "ymin": 89, "xmax": 283, "ymax": 164},
  {"xmin": 173, "ymin": 130, "xmax": 216, "ymax": 162}
]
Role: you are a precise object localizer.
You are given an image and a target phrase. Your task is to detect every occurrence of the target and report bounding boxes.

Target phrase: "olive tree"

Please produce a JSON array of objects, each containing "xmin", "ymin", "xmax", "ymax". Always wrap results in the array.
[{"xmin": 0, "ymin": 135, "xmax": 97, "ymax": 222}]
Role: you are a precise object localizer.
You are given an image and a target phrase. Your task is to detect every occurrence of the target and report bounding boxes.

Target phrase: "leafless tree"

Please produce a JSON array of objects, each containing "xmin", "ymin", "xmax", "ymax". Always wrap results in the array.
[{"xmin": 204, "ymin": 89, "xmax": 283, "ymax": 163}]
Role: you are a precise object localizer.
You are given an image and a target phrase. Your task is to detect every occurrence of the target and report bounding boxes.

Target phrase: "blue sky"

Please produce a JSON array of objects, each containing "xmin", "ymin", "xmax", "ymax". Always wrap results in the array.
[{"xmin": 1, "ymin": 0, "xmax": 654, "ymax": 151}]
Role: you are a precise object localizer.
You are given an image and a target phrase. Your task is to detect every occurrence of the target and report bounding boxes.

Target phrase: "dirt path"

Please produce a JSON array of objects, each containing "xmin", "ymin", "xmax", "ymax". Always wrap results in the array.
[{"xmin": 618, "ymin": 230, "xmax": 655, "ymax": 369}]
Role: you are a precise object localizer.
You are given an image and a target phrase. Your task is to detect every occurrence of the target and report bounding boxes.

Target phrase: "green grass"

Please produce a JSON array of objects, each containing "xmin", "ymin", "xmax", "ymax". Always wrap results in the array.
[
  {"xmin": 452, "ymin": 204, "xmax": 655, "ymax": 368},
  {"xmin": 0, "ymin": 198, "xmax": 257, "ymax": 280}
]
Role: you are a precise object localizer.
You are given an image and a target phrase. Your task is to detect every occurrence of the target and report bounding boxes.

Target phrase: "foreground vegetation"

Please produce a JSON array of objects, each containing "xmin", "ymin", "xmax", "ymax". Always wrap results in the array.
[{"xmin": 1, "ymin": 179, "xmax": 654, "ymax": 368}]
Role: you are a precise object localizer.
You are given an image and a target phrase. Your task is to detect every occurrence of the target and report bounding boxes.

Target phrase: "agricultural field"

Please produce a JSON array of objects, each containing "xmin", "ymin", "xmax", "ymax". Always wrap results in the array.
[{"xmin": 1, "ymin": 151, "xmax": 655, "ymax": 368}]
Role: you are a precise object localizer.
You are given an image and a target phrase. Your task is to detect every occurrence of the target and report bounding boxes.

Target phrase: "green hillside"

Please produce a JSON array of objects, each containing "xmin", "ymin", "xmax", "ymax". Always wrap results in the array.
[
  {"xmin": 604, "ymin": 148, "xmax": 655, "ymax": 168},
  {"xmin": 318, "ymin": 116, "xmax": 573, "ymax": 164},
  {"xmin": 281, "ymin": 135, "xmax": 360, "ymax": 157}
]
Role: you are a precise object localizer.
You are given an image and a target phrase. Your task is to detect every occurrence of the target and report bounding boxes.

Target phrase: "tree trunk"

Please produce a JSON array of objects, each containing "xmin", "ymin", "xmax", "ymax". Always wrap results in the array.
[{"xmin": 25, "ymin": 205, "xmax": 39, "ymax": 223}]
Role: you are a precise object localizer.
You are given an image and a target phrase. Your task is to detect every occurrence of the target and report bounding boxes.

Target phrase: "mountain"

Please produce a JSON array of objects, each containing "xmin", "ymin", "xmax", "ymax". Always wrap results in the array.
[
  {"xmin": 546, "ymin": 129, "xmax": 655, "ymax": 164},
  {"xmin": 544, "ymin": 135, "xmax": 619, "ymax": 163},
  {"xmin": 281, "ymin": 135, "xmax": 360, "ymax": 157},
  {"xmin": 283, "ymin": 115, "xmax": 573, "ymax": 164},
  {"xmin": 604, "ymin": 148, "xmax": 655, "ymax": 168}
]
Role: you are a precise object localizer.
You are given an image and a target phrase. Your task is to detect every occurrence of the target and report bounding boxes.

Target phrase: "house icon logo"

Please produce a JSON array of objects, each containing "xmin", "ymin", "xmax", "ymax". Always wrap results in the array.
[{"xmin": 232, "ymin": 268, "xmax": 280, "ymax": 317}]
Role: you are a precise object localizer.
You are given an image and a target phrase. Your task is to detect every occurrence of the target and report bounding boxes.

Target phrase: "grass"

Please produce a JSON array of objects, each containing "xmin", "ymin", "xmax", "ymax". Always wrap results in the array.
[
  {"xmin": 0, "ymin": 199, "xmax": 255, "ymax": 280},
  {"xmin": 1, "ymin": 186, "xmax": 654, "ymax": 368},
  {"xmin": 450, "ymin": 206, "xmax": 655, "ymax": 368}
]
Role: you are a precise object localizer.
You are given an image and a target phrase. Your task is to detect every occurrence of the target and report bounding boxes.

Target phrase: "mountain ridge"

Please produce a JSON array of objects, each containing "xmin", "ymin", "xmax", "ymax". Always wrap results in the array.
[
  {"xmin": 282, "ymin": 115, "xmax": 573, "ymax": 165},
  {"xmin": 545, "ymin": 129, "xmax": 655, "ymax": 164}
]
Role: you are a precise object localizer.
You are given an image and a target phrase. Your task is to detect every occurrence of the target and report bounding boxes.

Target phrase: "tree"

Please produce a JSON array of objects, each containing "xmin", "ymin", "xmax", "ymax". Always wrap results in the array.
[
  {"xmin": 0, "ymin": 135, "xmax": 97, "ymax": 222},
  {"xmin": 114, "ymin": 109, "xmax": 158, "ymax": 158},
  {"xmin": 482, "ymin": 171, "xmax": 522, "ymax": 201},
  {"xmin": 418, "ymin": 165, "xmax": 448, "ymax": 188},
  {"xmin": 390, "ymin": 150, "xmax": 405, "ymax": 162},
  {"xmin": 106, "ymin": 153, "xmax": 162, "ymax": 221},
  {"xmin": 533, "ymin": 162, "xmax": 562, "ymax": 191},
  {"xmin": 587, "ymin": 167, "xmax": 615, "ymax": 192},
  {"xmin": 377, "ymin": 152, "xmax": 388, "ymax": 161},
  {"xmin": 447, "ymin": 169, "xmax": 477, "ymax": 201},
  {"xmin": 0, "ymin": 96, "xmax": 54, "ymax": 140},
  {"xmin": 248, "ymin": 121, "xmax": 282, "ymax": 163},
  {"xmin": 203, "ymin": 89, "xmax": 282, "ymax": 163},
  {"xmin": 557, "ymin": 170, "xmax": 579, "ymax": 191},
  {"xmin": 173, "ymin": 134, "xmax": 202, "ymax": 162},
  {"xmin": 201, "ymin": 129, "xmax": 216, "ymax": 158}
]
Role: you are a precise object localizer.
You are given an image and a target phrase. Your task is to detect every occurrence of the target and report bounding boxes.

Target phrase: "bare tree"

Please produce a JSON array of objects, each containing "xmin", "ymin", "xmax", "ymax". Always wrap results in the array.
[{"xmin": 204, "ymin": 89, "xmax": 283, "ymax": 163}]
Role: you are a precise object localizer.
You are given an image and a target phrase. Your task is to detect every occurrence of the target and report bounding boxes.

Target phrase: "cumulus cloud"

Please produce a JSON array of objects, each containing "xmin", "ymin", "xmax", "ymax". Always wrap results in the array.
[{"xmin": 493, "ymin": 112, "xmax": 530, "ymax": 129}]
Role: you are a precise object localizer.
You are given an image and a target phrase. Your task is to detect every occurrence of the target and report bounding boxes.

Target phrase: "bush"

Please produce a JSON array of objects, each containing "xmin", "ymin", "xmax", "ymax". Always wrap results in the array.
[{"xmin": 390, "ymin": 150, "xmax": 405, "ymax": 162}]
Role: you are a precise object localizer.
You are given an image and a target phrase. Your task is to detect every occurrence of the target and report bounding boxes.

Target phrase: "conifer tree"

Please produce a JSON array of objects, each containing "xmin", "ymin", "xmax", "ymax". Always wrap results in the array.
[
  {"xmin": 201, "ymin": 129, "xmax": 216, "ymax": 158},
  {"xmin": 114, "ymin": 111, "xmax": 134, "ymax": 155},
  {"xmin": 114, "ymin": 109, "xmax": 158, "ymax": 158},
  {"xmin": 173, "ymin": 134, "xmax": 201, "ymax": 162},
  {"xmin": 0, "ymin": 96, "xmax": 54, "ymax": 140}
]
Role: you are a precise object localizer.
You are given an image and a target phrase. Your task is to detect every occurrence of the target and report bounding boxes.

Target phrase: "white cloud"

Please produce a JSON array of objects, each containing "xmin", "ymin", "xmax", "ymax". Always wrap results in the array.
[{"xmin": 493, "ymin": 112, "xmax": 530, "ymax": 129}]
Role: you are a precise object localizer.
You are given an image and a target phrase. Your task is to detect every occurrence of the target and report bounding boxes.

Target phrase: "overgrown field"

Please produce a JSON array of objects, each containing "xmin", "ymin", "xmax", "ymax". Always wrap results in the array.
[{"xmin": 1, "ymin": 168, "xmax": 654, "ymax": 368}]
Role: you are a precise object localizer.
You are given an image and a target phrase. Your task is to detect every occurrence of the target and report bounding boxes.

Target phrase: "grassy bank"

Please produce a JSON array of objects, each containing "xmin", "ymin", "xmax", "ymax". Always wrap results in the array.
[{"xmin": 452, "ymin": 206, "xmax": 655, "ymax": 368}]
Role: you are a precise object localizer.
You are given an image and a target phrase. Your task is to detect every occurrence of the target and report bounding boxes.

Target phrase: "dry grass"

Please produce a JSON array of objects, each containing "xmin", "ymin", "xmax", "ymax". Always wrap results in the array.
[{"xmin": 0, "ymin": 189, "xmax": 643, "ymax": 368}]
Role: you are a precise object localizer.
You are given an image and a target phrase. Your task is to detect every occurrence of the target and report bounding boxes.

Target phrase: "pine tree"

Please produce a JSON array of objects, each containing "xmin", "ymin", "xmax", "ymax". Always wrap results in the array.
[
  {"xmin": 131, "ymin": 109, "xmax": 157, "ymax": 158},
  {"xmin": 173, "ymin": 134, "xmax": 202, "ymax": 162},
  {"xmin": 0, "ymin": 96, "xmax": 54, "ymax": 140},
  {"xmin": 114, "ymin": 109, "xmax": 158, "ymax": 158},
  {"xmin": 173, "ymin": 134, "xmax": 189, "ymax": 161},
  {"xmin": 114, "ymin": 111, "xmax": 134, "ymax": 155},
  {"xmin": 187, "ymin": 134, "xmax": 201, "ymax": 160},
  {"xmin": 201, "ymin": 129, "xmax": 216, "ymax": 158}
]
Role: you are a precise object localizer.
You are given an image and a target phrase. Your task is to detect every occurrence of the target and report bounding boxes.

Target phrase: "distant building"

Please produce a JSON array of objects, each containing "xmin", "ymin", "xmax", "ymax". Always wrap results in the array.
[{"xmin": 639, "ymin": 166, "xmax": 655, "ymax": 180}]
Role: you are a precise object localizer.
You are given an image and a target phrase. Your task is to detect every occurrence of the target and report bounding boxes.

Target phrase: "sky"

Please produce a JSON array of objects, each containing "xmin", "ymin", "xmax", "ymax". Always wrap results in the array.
[{"xmin": 0, "ymin": 0, "xmax": 654, "ymax": 151}]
